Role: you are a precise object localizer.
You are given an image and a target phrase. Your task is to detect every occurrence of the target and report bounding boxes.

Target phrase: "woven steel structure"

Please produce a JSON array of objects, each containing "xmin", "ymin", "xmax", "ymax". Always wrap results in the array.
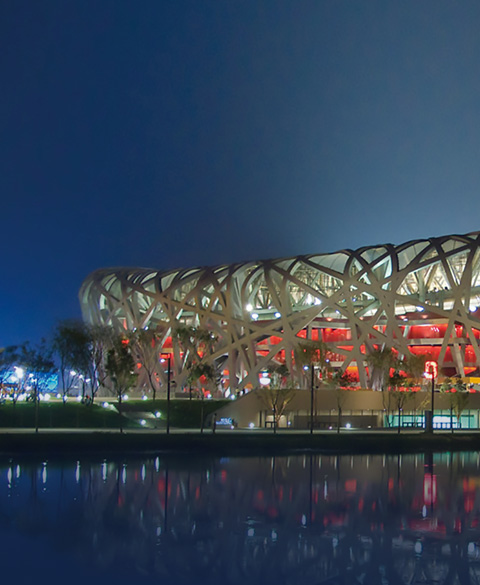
[{"xmin": 80, "ymin": 231, "xmax": 480, "ymax": 393}]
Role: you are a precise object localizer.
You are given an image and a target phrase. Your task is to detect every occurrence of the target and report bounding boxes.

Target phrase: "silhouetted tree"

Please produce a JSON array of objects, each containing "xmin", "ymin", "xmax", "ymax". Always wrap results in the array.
[{"xmin": 105, "ymin": 338, "xmax": 137, "ymax": 433}]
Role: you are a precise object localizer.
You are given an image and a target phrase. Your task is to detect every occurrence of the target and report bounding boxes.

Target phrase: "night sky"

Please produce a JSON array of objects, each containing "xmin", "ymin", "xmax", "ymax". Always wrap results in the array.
[{"xmin": 2, "ymin": 1, "xmax": 480, "ymax": 346}]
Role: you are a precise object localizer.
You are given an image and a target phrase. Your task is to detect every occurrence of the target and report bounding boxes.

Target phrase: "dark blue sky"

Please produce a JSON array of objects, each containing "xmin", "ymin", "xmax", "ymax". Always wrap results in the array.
[{"xmin": 2, "ymin": 1, "xmax": 480, "ymax": 346}]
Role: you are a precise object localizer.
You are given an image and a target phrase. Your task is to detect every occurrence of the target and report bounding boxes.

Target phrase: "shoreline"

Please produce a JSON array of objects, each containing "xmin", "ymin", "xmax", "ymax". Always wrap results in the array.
[{"xmin": 1, "ymin": 429, "xmax": 480, "ymax": 457}]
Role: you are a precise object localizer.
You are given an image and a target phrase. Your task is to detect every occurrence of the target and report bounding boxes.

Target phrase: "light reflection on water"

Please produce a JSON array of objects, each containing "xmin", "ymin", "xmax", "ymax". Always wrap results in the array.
[{"xmin": 1, "ymin": 452, "xmax": 480, "ymax": 584}]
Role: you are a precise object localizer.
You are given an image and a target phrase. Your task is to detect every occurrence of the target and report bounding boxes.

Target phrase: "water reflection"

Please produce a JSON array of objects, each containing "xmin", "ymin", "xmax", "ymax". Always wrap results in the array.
[{"xmin": 2, "ymin": 452, "xmax": 480, "ymax": 583}]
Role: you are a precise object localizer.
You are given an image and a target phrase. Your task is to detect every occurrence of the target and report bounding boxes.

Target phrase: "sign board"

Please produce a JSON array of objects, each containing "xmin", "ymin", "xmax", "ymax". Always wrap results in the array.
[{"xmin": 425, "ymin": 361, "xmax": 438, "ymax": 379}]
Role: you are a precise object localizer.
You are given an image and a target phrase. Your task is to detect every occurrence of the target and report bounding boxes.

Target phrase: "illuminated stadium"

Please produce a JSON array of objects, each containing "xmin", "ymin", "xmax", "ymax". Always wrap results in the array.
[{"xmin": 80, "ymin": 231, "xmax": 480, "ymax": 395}]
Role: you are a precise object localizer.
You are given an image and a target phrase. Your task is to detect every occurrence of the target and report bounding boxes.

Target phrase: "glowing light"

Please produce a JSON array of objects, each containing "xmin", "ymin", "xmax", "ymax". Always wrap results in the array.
[
  {"xmin": 251, "ymin": 313, "xmax": 259, "ymax": 320},
  {"xmin": 140, "ymin": 419, "xmax": 146, "ymax": 426},
  {"xmin": 345, "ymin": 422, "xmax": 351, "ymax": 429},
  {"xmin": 259, "ymin": 374, "xmax": 271, "ymax": 386},
  {"xmin": 246, "ymin": 303, "xmax": 253, "ymax": 311},
  {"xmin": 70, "ymin": 370, "xmax": 77, "ymax": 376},
  {"xmin": 274, "ymin": 312, "xmax": 281, "ymax": 318},
  {"xmin": 123, "ymin": 394, "xmax": 129, "ymax": 401},
  {"xmin": 14, "ymin": 367, "xmax": 24, "ymax": 379},
  {"xmin": 249, "ymin": 422, "xmax": 255, "ymax": 428},
  {"xmin": 155, "ymin": 411, "xmax": 161, "ymax": 418},
  {"xmin": 424, "ymin": 361, "xmax": 438, "ymax": 379},
  {"xmin": 142, "ymin": 395, "xmax": 148, "ymax": 401},
  {"xmin": 102, "ymin": 401, "xmax": 109, "ymax": 408}
]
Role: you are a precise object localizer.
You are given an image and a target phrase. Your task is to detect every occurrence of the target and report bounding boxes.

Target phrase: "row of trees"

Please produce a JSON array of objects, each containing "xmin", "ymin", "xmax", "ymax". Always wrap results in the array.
[
  {"xmin": 365, "ymin": 346, "xmax": 471, "ymax": 432},
  {"xmin": 2, "ymin": 321, "xmax": 472, "ymax": 432},
  {"xmin": 256, "ymin": 340, "xmax": 472, "ymax": 432},
  {"xmin": 0, "ymin": 323, "xmax": 134, "ymax": 405},
  {"xmin": 1, "ymin": 321, "xmax": 221, "ymax": 404}
]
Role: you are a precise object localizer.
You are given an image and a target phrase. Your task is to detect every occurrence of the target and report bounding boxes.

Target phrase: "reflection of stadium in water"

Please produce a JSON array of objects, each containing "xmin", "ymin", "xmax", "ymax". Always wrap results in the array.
[{"xmin": 1, "ymin": 453, "xmax": 480, "ymax": 583}]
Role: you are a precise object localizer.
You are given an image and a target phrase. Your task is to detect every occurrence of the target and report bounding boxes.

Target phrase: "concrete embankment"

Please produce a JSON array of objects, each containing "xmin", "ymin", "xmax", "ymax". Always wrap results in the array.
[{"xmin": 1, "ymin": 429, "xmax": 480, "ymax": 457}]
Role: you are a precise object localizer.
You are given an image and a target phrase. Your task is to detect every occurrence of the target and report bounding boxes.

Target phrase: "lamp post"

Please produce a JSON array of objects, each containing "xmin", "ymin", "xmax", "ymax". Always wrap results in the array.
[
  {"xmin": 304, "ymin": 365, "xmax": 315, "ymax": 434},
  {"xmin": 310, "ymin": 366, "xmax": 315, "ymax": 434},
  {"xmin": 424, "ymin": 361, "xmax": 437, "ymax": 433},
  {"xmin": 161, "ymin": 354, "xmax": 172, "ymax": 435},
  {"xmin": 430, "ymin": 365, "xmax": 435, "ymax": 427}
]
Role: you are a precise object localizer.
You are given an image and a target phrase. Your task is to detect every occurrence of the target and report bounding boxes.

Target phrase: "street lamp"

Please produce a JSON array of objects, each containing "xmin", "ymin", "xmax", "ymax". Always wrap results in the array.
[
  {"xmin": 161, "ymin": 354, "xmax": 172, "ymax": 435},
  {"xmin": 424, "ymin": 360, "xmax": 438, "ymax": 432},
  {"xmin": 304, "ymin": 365, "xmax": 316, "ymax": 434}
]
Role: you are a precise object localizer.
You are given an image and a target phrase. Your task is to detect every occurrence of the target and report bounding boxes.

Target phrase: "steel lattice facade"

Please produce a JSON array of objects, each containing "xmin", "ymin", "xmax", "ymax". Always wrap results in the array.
[{"xmin": 80, "ymin": 231, "xmax": 480, "ymax": 393}]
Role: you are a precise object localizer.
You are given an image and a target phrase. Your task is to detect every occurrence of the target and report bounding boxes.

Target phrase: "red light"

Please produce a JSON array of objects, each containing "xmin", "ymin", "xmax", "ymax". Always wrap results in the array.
[
  {"xmin": 424, "ymin": 474, "xmax": 437, "ymax": 506},
  {"xmin": 424, "ymin": 360, "xmax": 438, "ymax": 379}
]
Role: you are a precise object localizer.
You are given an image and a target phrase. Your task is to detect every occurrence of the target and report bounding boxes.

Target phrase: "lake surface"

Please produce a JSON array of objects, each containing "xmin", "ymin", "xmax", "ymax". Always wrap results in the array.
[{"xmin": 1, "ymin": 451, "xmax": 480, "ymax": 584}]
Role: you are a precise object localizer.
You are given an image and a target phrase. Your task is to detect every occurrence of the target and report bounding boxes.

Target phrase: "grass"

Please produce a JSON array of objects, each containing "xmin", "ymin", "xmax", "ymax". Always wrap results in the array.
[
  {"xmin": 120, "ymin": 399, "xmax": 229, "ymax": 428},
  {"xmin": 0, "ymin": 399, "xmax": 230, "ymax": 430},
  {"xmin": 0, "ymin": 402, "xmax": 135, "ymax": 429}
]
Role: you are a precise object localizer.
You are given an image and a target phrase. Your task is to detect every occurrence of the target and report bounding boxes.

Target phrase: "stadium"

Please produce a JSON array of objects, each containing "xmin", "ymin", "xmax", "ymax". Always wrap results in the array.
[{"xmin": 80, "ymin": 231, "xmax": 480, "ymax": 397}]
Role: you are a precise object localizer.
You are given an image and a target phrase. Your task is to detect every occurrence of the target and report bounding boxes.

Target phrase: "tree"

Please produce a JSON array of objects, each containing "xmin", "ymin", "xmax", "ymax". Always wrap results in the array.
[
  {"xmin": 256, "ymin": 365, "xmax": 295, "ymax": 433},
  {"xmin": 330, "ymin": 371, "xmax": 351, "ymax": 433},
  {"xmin": 295, "ymin": 339, "xmax": 331, "ymax": 381},
  {"xmin": 173, "ymin": 325, "xmax": 219, "ymax": 396},
  {"xmin": 52, "ymin": 321, "xmax": 115, "ymax": 403},
  {"xmin": 452, "ymin": 378, "xmax": 470, "ymax": 430},
  {"xmin": 52, "ymin": 321, "xmax": 87, "ymax": 402},
  {"xmin": 19, "ymin": 340, "xmax": 56, "ymax": 432},
  {"xmin": 88, "ymin": 325, "xmax": 116, "ymax": 398},
  {"xmin": 398, "ymin": 352, "xmax": 428, "ymax": 426},
  {"xmin": 0, "ymin": 345, "xmax": 21, "ymax": 398},
  {"xmin": 105, "ymin": 338, "xmax": 138, "ymax": 433},
  {"xmin": 401, "ymin": 353, "xmax": 427, "ymax": 389},
  {"xmin": 129, "ymin": 329, "xmax": 162, "ymax": 401},
  {"xmin": 386, "ymin": 368, "xmax": 415, "ymax": 433},
  {"xmin": 295, "ymin": 340, "xmax": 333, "ymax": 430},
  {"xmin": 366, "ymin": 348, "xmax": 396, "ymax": 392},
  {"xmin": 440, "ymin": 377, "xmax": 470, "ymax": 432},
  {"xmin": 441, "ymin": 377, "xmax": 456, "ymax": 432}
]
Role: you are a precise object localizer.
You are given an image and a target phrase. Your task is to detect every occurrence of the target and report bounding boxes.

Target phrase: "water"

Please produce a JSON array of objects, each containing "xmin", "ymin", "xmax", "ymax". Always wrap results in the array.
[{"xmin": 1, "ymin": 451, "xmax": 480, "ymax": 584}]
